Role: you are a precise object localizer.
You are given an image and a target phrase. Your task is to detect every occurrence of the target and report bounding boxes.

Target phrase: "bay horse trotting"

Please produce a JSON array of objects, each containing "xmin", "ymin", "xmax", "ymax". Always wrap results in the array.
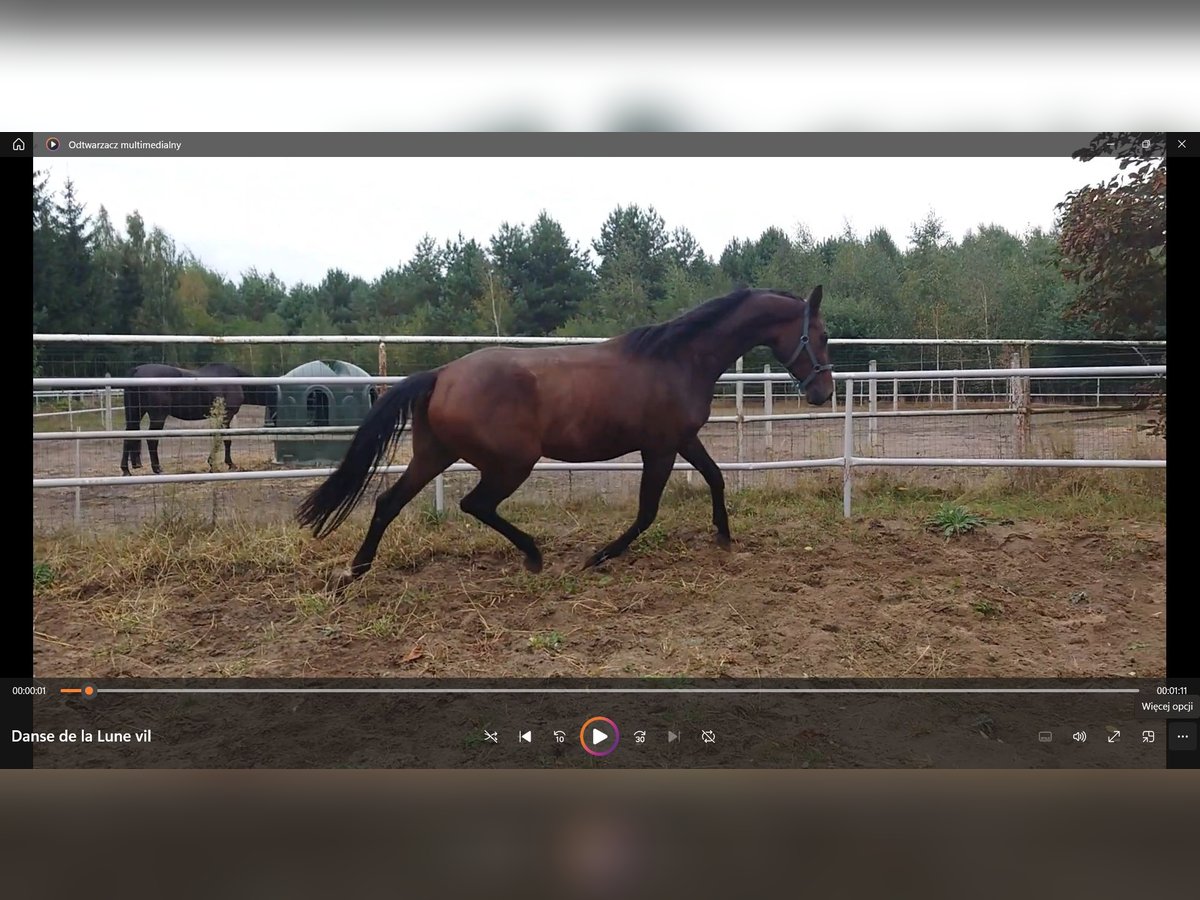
[
  {"xmin": 120, "ymin": 363, "xmax": 277, "ymax": 475},
  {"xmin": 298, "ymin": 286, "xmax": 834, "ymax": 586}
]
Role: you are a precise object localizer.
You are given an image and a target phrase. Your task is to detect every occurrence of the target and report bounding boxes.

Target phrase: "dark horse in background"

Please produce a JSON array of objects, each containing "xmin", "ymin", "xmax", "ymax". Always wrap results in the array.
[
  {"xmin": 120, "ymin": 363, "xmax": 278, "ymax": 476},
  {"xmin": 298, "ymin": 286, "xmax": 834, "ymax": 588}
]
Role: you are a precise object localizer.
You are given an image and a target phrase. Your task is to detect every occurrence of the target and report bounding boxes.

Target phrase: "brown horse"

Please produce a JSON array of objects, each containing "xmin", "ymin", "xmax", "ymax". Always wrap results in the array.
[{"xmin": 297, "ymin": 286, "xmax": 833, "ymax": 585}]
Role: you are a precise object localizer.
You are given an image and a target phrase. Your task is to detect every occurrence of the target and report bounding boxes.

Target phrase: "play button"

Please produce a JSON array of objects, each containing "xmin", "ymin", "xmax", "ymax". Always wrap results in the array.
[{"xmin": 580, "ymin": 716, "xmax": 620, "ymax": 757}]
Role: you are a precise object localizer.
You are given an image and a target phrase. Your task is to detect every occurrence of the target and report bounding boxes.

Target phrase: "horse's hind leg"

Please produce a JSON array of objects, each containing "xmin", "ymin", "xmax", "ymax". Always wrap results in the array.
[
  {"xmin": 121, "ymin": 421, "xmax": 143, "ymax": 476},
  {"xmin": 340, "ymin": 436, "xmax": 457, "ymax": 588},
  {"xmin": 583, "ymin": 450, "xmax": 675, "ymax": 569},
  {"xmin": 459, "ymin": 464, "xmax": 541, "ymax": 573},
  {"xmin": 147, "ymin": 417, "xmax": 166, "ymax": 474}
]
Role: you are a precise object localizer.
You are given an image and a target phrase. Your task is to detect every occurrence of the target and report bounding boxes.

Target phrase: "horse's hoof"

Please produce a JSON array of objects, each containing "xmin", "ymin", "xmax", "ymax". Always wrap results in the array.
[
  {"xmin": 121, "ymin": 470, "xmax": 131, "ymax": 477},
  {"xmin": 152, "ymin": 468, "xmax": 164, "ymax": 475},
  {"xmin": 523, "ymin": 554, "xmax": 543, "ymax": 574},
  {"xmin": 582, "ymin": 551, "xmax": 608, "ymax": 571},
  {"xmin": 715, "ymin": 533, "xmax": 733, "ymax": 550},
  {"xmin": 226, "ymin": 463, "xmax": 239, "ymax": 471},
  {"xmin": 330, "ymin": 567, "xmax": 358, "ymax": 594}
]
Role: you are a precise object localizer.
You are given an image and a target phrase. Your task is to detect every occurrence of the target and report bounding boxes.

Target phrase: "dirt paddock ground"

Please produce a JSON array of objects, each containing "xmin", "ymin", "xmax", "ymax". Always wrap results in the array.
[
  {"xmin": 33, "ymin": 403, "xmax": 1166, "ymax": 681},
  {"xmin": 33, "ymin": 468, "xmax": 1166, "ymax": 680}
]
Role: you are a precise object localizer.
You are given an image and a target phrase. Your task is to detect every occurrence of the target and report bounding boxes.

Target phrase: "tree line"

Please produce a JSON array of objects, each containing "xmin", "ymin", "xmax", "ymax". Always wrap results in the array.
[{"xmin": 33, "ymin": 147, "xmax": 1164, "ymax": 381}]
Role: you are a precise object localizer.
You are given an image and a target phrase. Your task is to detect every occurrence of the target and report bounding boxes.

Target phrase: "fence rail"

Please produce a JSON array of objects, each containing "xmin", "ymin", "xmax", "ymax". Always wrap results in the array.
[
  {"xmin": 33, "ymin": 363, "xmax": 1166, "ymax": 525},
  {"xmin": 28, "ymin": 365, "xmax": 1169, "ymax": 389},
  {"xmin": 35, "ymin": 332, "xmax": 1167, "ymax": 347}
]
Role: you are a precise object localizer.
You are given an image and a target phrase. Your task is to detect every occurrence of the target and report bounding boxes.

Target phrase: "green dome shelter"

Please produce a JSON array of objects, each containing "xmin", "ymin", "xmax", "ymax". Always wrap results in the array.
[{"xmin": 268, "ymin": 360, "xmax": 377, "ymax": 465}]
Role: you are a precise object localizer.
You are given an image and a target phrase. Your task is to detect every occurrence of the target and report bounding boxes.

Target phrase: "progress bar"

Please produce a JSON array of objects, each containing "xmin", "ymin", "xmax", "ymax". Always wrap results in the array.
[{"xmin": 80, "ymin": 688, "xmax": 1140, "ymax": 694}]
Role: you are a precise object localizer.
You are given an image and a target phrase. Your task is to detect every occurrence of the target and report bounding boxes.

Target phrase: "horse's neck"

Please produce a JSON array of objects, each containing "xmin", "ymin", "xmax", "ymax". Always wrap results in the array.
[{"xmin": 692, "ymin": 296, "xmax": 793, "ymax": 383}]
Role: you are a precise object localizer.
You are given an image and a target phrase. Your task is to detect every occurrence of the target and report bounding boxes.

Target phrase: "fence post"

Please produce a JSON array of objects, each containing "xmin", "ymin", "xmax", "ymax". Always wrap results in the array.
[
  {"xmin": 763, "ymin": 364, "xmax": 773, "ymax": 460},
  {"xmin": 1010, "ymin": 347, "xmax": 1031, "ymax": 458},
  {"xmin": 892, "ymin": 377, "xmax": 899, "ymax": 412},
  {"xmin": 952, "ymin": 377, "xmax": 959, "ymax": 411},
  {"xmin": 735, "ymin": 357, "xmax": 744, "ymax": 490},
  {"xmin": 67, "ymin": 392, "xmax": 73, "ymax": 430},
  {"xmin": 1096, "ymin": 377, "xmax": 1101, "ymax": 408},
  {"xmin": 377, "ymin": 341, "xmax": 387, "ymax": 403},
  {"xmin": 104, "ymin": 374, "xmax": 113, "ymax": 432},
  {"xmin": 842, "ymin": 377, "xmax": 854, "ymax": 519},
  {"xmin": 74, "ymin": 427, "xmax": 82, "ymax": 526},
  {"xmin": 831, "ymin": 378, "xmax": 837, "ymax": 414},
  {"xmin": 434, "ymin": 473, "xmax": 445, "ymax": 516},
  {"xmin": 868, "ymin": 360, "xmax": 878, "ymax": 452}
]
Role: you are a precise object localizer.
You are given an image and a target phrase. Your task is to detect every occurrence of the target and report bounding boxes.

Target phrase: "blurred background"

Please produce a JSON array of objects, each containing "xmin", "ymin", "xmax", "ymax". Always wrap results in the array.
[
  {"xmin": 3, "ymin": 4, "xmax": 1198, "ymax": 130},
  {"xmin": 11, "ymin": 3, "xmax": 1195, "ymax": 888}
]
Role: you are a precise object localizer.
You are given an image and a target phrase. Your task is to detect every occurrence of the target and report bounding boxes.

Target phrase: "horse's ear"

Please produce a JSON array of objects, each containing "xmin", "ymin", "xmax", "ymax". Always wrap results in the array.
[{"xmin": 807, "ymin": 285, "xmax": 823, "ymax": 314}]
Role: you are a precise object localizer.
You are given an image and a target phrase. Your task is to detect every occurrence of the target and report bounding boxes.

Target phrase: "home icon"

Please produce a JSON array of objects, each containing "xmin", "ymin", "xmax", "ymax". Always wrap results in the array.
[{"xmin": 12, "ymin": 138, "xmax": 25, "ymax": 152}]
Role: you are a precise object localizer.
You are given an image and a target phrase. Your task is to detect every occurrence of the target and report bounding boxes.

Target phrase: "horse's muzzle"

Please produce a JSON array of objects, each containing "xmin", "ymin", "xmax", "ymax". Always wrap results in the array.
[{"xmin": 806, "ymin": 388, "xmax": 833, "ymax": 407}]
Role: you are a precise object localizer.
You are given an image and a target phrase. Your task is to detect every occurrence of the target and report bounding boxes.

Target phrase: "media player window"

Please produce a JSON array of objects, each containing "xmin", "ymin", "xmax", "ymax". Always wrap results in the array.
[{"xmin": 8, "ymin": 131, "xmax": 1188, "ymax": 768}]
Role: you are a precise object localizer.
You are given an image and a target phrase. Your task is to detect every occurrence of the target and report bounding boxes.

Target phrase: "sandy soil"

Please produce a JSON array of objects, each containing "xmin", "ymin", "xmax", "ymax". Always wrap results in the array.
[{"xmin": 33, "ymin": 493, "xmax": 1166, "ymax": 681}]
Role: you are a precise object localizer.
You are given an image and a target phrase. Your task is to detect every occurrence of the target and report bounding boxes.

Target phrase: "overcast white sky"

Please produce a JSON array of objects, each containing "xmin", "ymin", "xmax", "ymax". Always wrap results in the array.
[{"xmin": 39, "ymin": 156, "xmax": 1121, "ymax": 288}]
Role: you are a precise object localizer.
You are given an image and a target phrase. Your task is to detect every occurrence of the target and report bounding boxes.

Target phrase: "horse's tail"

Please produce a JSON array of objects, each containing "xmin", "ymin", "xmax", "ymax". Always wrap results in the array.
[
  {"xmin": 122, "ymin": 367, "xmax": 143, "ymax": 468},
  {"xmin": 297, "ymin": 369, "xmax": 439, "ymax": 538}
]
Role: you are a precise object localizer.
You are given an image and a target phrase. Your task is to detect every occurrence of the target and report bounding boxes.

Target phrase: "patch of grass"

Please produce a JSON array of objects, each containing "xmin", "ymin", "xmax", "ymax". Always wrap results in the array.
[
  {"xmin": 528, "ymin": 631, "xmax": 564, "ymax": 652},
  {"xmin": 972, "ymin": 598, "xmax": 1003, "ymax": 618},
  {"xmin": 638, "ymin": 523, "xmax": 669, "ymax": 551},
  {"xmin": 358, "ymin": 614, "xmax": 402, "ymax": 639},
  {"xmin": 550, "ymin": 573, "xmax": 583, "ymax": 596},
  {"xmin": 420, "ymin": 503, "xmax": 450, "ymax": 528},
  {"xmin": 661, "ymin": 476, "xmax": 711, "ymax": 507},
  {"xmin": 926, "ymin": 503, "xmax": 986, "ymax": 538},
  {"xmin": 292, "ymin": 593, "xmax": 332, "ymax": 617},
  {"xmin": 33, "ymin": 562, "xmax": 54, "ymax": 589}
]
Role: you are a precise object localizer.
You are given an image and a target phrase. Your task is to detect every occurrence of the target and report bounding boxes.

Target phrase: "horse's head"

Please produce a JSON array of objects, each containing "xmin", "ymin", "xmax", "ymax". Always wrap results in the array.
[{"xmin": 772, "ymin": 285, "xmax": 833, "ymax": 406}]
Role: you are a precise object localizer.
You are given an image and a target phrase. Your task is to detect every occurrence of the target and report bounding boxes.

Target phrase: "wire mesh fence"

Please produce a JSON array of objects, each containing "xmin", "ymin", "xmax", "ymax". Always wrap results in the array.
[{"xmin": 33, "ymin": 335, "xmax": 1167, "ymax": 534}]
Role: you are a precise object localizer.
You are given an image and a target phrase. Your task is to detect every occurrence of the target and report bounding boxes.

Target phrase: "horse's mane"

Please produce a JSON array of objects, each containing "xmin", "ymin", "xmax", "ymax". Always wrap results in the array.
[{"xmin": 621, "ymin": 288, "xmax": 800, "ymax": 359}]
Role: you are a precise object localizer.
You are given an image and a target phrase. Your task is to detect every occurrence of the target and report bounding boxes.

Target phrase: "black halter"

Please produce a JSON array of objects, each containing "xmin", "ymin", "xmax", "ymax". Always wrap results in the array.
[{"xmin": 781, "ymin": 300, "xmax": 832, "ymax": 390}]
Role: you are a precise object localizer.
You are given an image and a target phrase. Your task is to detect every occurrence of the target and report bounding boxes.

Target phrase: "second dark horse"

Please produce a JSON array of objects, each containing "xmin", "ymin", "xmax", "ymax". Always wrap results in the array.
[
  {"xmin": 120, "ymin": 363, "xmax": 277, "ymax": 476},
  {"xmin": 298, "ymin": 286, "xmax": 834, "ymax": 586}
]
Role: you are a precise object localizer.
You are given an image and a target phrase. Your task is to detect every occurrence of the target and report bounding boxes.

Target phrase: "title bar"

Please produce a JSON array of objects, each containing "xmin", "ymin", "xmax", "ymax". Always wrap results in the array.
[{"xmin": 28, "ymin": 132, "xmax": 1144, "ymax": 158}]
